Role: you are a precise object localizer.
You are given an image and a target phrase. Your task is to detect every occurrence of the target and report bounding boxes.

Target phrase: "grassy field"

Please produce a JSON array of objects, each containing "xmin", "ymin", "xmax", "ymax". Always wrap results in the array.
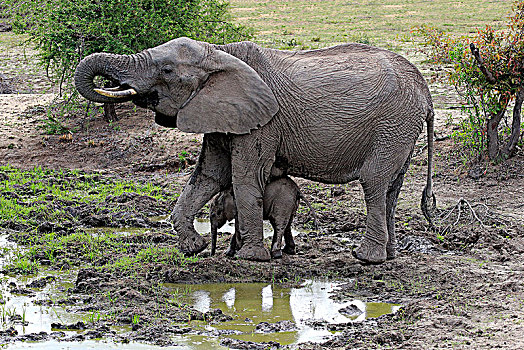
[{"xmin": 229, "ymin": 0, "xmax": 513, "ymax": 50}]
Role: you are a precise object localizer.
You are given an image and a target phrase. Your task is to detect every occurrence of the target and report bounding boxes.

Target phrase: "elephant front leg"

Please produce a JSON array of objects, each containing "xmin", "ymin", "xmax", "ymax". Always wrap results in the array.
[
  {"xmin": 233, "ymin": 183, "xmax": 270, "ymax": 261},
  {"xmin": 230, "ymin": 135, "xmax": 276, "ymax": 261},
  {"xmin": 172, "ymin": 181, "xmax": 213, "ymax": 255},
  {"xmin": 171, "ymin": 136, "xmax": 231, "ymax": 255}
]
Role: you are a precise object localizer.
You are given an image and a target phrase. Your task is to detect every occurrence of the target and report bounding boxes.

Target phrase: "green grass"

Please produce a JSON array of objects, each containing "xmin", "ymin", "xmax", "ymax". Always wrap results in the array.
[
  {"xmin": 0, "ymin": 165, "xmax": 194, "ymax": 275},
  {"xmin": 0, "ymin": 165, "xmax": 165, "ymax": 227},
  {"xmin": 229, "ymin": 0, "xmax": 512, "ymax": 49},
  {"xmin": 5, "ymin": 223, "xmax": 195, "ymax": 276},
  {"xmin": 106, "ymin": 245, "xmax": 198, "ymax": 273}
]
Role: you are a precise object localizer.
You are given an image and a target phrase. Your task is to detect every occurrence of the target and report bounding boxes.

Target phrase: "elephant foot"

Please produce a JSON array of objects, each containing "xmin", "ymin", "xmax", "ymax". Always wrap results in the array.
[
  {"xmin": 225, "ymin": 246, "xmax": 236, "ymax": 257},
  {"xmin": 179, "ymin": 234, "xmax": 208, "ymax": 256},
  {"xmin": 271, "ymin": 249, "xmax": 282, "ymax": 259},
  {"xmin": 386, "ymin": 244, "xmax": 396, "ymax": 260},
  {"xmin": 352, "ymin": 240, "xmax": 386, "ymax": 265},
  {"xmin": 236, "ymin": 244, "xmax": 271, "ymax": 262},
  {"xmin": 282, "ymin": 245, "xmax": 296, "ymax": 255}
]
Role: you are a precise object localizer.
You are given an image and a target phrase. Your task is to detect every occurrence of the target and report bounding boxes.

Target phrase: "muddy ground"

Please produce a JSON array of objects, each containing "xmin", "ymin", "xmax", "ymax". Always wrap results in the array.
[{"xmin": 1, "ymin": 32, "xmax": 524, "ymax": 349}]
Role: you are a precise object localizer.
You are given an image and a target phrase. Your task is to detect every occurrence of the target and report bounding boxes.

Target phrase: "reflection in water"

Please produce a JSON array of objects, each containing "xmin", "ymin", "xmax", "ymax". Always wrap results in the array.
[
  {"xmin": 193, "ymin": 290, "xmax": 211, "ymax": 314},
  {"xmin": 261, "ymin": 285, "xmax": 273, "ymax": 312},
  {"xmin": 222, "ymin": 288, "xmax": 235, "ymax": 310},
  {"xmin": 167, "ymin": 280, "xmax": 400, "ymax": 349}
]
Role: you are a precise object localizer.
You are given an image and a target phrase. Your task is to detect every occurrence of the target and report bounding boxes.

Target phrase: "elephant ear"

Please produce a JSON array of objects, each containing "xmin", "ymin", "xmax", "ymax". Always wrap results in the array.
[{"xmin": 177, "ymin": 49, "xmax": 279, "ymax": 134}]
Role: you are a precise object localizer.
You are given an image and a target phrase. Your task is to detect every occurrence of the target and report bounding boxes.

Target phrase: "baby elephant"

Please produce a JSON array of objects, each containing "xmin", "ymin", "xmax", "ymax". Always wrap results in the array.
[{"xmin": 210, "ymin": 177, "xmax": 315, "ymax": 259}]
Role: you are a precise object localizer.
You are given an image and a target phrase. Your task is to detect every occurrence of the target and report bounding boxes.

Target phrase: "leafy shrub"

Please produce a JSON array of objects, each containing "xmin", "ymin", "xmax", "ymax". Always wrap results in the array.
[{"xmin": 414, "ymin": 0, "xmax": 524, "ymax": 162}]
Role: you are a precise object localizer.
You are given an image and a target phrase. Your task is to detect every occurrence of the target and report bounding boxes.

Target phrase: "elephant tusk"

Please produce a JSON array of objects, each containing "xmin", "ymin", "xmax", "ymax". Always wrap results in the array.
[{"xmin": 94, "ymin": 87, "xmax": 137, "ymax": 98}]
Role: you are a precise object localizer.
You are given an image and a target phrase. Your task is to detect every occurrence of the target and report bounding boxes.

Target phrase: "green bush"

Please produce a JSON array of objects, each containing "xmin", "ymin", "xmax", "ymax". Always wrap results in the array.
[
  {"xmin": 413, "ymin": 0, "xmax": 524, "ymax": 162},
  {"xmin": 3, "ymin": 0, "xmax": 251, "ymax": 100}
]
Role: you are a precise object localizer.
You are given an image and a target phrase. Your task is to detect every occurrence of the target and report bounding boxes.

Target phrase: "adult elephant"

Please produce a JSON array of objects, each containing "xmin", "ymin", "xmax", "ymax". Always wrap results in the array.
[{"xmin": 75, "ymin": 37, "xmax": 435, "ymax": 264}]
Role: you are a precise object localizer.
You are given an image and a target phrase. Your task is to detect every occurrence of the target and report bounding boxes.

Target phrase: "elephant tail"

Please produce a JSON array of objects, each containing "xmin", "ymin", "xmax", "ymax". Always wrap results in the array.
[
  {"xmin": 421, "ymin": 110, "xmax": 436, "ymax": 226},
  {"xmin": 299, "ymin": 193, "xmax": 319, "ymax": 230}
]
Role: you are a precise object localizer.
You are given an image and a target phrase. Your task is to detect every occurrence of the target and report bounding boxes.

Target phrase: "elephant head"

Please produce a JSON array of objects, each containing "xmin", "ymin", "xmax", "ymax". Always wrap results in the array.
[{"xmin": 75, "ymin": 37, "xmax": 279, "ymax": 133}]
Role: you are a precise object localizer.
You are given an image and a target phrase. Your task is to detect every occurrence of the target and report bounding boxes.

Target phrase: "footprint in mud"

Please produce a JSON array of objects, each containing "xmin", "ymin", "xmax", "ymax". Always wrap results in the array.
[{"xmin": 397, "ymin": 235, "xmax": 443, "ymax": 255}]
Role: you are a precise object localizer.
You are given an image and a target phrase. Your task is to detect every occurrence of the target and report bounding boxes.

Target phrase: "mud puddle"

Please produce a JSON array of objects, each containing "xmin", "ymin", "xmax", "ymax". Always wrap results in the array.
[
  {"xmin": 150, "ymin": 216, "xmax": 310, "ymax": 239},
  {"xmin": 0, "ymin": 234, "xmax": 169, "ymax": 349},
  {"xmin": 193, "ymin": 218, "xmax": 309, "ymax": 239},
  {"xmin": 165, "ymin": 280, "xmax": 400, "ymax": 349}
]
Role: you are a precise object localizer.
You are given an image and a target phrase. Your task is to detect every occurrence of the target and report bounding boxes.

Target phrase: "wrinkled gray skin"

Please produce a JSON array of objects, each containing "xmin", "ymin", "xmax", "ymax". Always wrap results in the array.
[
  {"xmin": 74, "ymin": 37, "xmax": 435, "ymax": 264},
  {"xmin": 210, "ymin": 176, "xmax": 315, "ymax": 259}
]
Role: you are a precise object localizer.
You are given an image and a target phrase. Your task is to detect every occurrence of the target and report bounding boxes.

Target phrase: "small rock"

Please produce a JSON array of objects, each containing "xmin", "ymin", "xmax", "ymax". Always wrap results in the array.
[
  {"xmin": 254, "ymin": 320, "xmax": 297, "ymax": 333},
  {"xmin": 16, "ymin": 331, "xmax": 48, "ymax": 342},
  {"xmin": 0, "ymin": 327, "xmax": 17, "ymax": 337},
  {"xmin": 220, "ymin": 338, "xmax": 281, "ymax": 350},
  {"xmin": 331, "ymin": 187, "xmax": 345, "ymax": 197},
  {"xmin": 0, "ymin": 22, "xmax": 12, "ymax": 33},
  {"xmin": 468, "ymin": 164, "xmax": 486, "ymax": 179},
  {"xmin": 37, "ymin": 222, "xmax": 55, "ymax": 233},
  {"xmin": 339, "ymin": 304, "xmax": 364, "ymax": 317},
  {"xmin": 51, "ymin": 321, "xmax": 87, "ymax": 330},
  {"xmin": 204, "ymin": 308, "xmax": 233, "ymax": 322},
  {"xmin": 27, "ymin": 276, "xmax": 56, "ymax": 289}
]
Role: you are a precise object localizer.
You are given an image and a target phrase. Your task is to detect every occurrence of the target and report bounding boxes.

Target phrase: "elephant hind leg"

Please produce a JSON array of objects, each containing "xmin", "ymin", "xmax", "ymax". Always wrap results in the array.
[
  {"xmin": 353, "ymin": 155, "xmax": 393, "ymax": 264},
  {"xmin": 385, "ymin": 154, "xmax": 411, "ymax": 260},
  {"xmin": 282, "ymin": 223, "xmax": 296, "ymax": 255},
  {"xmin": 353, "ymin": 184, "xmax": 388, "ymax": 264},
  {"xmin": 270, "ymin": 217, "xmax": 286, "ymax": 259}
]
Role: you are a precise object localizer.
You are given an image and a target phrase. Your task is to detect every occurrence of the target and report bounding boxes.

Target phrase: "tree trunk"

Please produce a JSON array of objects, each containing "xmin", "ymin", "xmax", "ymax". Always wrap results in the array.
[
  {"xmin": 103, "ymin": 103, "xmax": 118, "ymax": 122},
  {"xmin": 504, "ymin": 86, "xmax": 523, "ymax": 156},
  {"xmin": 486, "ymin": 108, "xmax": 506, "ymax": 161}
]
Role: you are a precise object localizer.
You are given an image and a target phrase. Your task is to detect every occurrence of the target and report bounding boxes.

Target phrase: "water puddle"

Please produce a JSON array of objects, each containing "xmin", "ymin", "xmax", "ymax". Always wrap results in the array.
[
  {"xmin": 150, "ymin": 216, "xmax": 309, "ymax": 239},
  {"xmin": 165, "ymin": 280, "xmax": 400, "ymax": 349},
  {"xmin": 1, "ymin": 226, "xmax": 396, "ymax": 349},
  {"xmin": 193, "ymin": 218, "xmax": 307, "ymax": 239},
  {"xmin": 0, "ymin": 234, "xmax": 167, "ymax": 349}
]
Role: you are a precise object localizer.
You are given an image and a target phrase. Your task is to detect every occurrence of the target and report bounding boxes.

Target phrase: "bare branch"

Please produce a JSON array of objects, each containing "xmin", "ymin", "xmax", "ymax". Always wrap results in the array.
[
  {"xmin": 470, "ymin": 43, "xmax": 497, "ymax": 84},
  {"xmin": 438, "ymin": 198, "xmax": 486, "ymax": 234}
]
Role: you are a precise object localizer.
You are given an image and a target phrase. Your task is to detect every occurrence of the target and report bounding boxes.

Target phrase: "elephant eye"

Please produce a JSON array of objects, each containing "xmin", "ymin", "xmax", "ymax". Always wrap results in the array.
[{"xmin": 162, "ymin": 67, "xmax": 173, "ymax": 74}]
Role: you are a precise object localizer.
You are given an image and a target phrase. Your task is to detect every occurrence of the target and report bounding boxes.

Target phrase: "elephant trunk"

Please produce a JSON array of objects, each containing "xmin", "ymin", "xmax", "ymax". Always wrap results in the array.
[{"xmin": 74, "ymin": 53, "xmax": 137, "ymax": 104}]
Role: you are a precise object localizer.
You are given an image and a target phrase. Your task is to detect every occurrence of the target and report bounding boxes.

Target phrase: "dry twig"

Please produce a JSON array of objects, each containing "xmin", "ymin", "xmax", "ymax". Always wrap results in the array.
[{"xmin": 437, "ymin": 197, "xmax": 488, "ymax": 234}]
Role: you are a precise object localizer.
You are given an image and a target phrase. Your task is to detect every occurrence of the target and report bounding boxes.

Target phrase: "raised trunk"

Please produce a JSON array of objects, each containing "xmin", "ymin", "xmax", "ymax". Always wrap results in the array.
[{"xmin": 74, "ymin": 53, "xmax": 136, "ymax": 104}]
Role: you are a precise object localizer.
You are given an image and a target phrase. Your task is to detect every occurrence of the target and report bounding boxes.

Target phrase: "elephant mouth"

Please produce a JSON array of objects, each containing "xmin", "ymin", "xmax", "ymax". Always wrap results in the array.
[
  {"xmin": 132, "ymin": 90, "xmax": 160, "ymax": 109},
  {"xmin": 154, "ymin": 111, "xmax": 178, "ymax": 128}
]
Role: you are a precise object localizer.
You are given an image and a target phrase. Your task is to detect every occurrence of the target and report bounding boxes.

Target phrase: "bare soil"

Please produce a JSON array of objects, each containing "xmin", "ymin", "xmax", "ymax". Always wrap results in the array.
[{"xmin": 1, "ymin": 37, "xmax": 524, "ymax": 349}]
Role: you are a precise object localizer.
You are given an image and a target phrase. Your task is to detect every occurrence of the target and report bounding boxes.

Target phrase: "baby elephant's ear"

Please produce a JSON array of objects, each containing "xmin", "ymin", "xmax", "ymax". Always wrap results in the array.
[{"xmin": 177, "ymin": 49, "xmax": 279, "ymax": 134}]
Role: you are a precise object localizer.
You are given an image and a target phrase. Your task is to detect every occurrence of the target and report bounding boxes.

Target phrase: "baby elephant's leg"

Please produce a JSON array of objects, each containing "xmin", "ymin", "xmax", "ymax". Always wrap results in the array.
[
  {"xmin": 209, "ymin": 189, "xmax": 236, "ymax": 256},
  {"xmin": 270, "ymin": 217, "xmax": 287, "ymax": 259},
  {"xmin": 266, "ymin": 177, "xmax": 300, "ymax": 259},
  {"xmin": 282, "ymin": 223, "xmax": 296, "ymax": 255}
]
